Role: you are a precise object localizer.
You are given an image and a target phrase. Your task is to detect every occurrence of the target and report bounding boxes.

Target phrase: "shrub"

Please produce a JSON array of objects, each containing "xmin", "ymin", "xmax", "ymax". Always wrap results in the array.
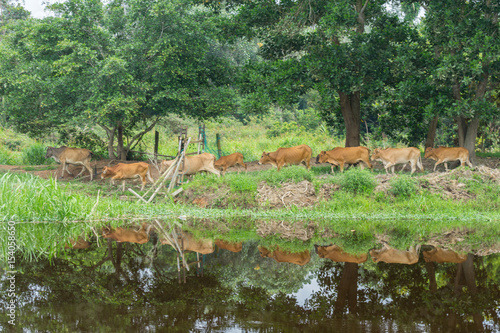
[
  {"xmin": 227, "ymin": 174, "xmax": 258, "ymax": 192},
  {"xmin": 389, "ymin": 175, "xmax": 418, "ymax": 198},
  {"xmin": 261, "ymin": 165, "xmax": 313, "ymax": 186},
  {"xmin": 0, "ymin": 147, "xmax": 15, "ymax": 165},
  {"xmin": 338, "ymin": 168, "xmax": 377, "ymax": 194},
  {"xmin": 22, "ymin": 143, "xmax": 48, "ymax": 165}
]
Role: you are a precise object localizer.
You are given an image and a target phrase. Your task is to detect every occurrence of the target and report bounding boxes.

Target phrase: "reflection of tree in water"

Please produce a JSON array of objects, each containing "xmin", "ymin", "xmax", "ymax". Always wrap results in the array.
[
  {"xmin": 1, "ymin": 240, "xmax": 500, "ymax": 332},
  {"xmin": 205, "ymin": 240, "xmax": 318, "ymax": 295},
  {"xmin": 305, "ymin": 254, "xmax": 500, "ymax": 331}
]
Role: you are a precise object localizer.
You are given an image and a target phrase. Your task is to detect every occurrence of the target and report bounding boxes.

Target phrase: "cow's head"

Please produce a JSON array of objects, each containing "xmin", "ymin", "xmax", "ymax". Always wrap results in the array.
[
  {"xmin": 370, "ymin": 148, "xmax": 382, "ymax": 161},
  {"xmin": 45, "ymin": 146, "xmax": 55, "ymax": 159},
  {"xmin": 316, "ymin": 151, "xmax": 328, "ymax": 164},
  {"xmin": 424, "ymin": 147, "xmax": 434, "ymax": 159},
  {"xmin": 159, "ymin": 160, "xmax": 174, "ymax": 174},
  {"xmin": 101, "ymin": 166, "xmax": 112, "ymax": 179},
  {"xmin": 258, "ymin": 152, "xmax": 271, "ymax": 165},
  {"xmin": 258, "ymin": 246, "xmax": 271, "ymax": 258}
]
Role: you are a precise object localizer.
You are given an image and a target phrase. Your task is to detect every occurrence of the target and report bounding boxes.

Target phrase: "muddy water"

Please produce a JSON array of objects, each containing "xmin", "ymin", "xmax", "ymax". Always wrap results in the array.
[{"xmin": 1, "ymin": 240, "xmax": 499, "ymax": 332}]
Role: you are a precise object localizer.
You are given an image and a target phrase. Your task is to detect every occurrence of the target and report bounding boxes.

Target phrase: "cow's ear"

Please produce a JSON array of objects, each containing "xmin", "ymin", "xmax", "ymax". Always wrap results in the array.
[{"xmin": 266, "ymin": 152, "xmax": 270, "ymax": 156}]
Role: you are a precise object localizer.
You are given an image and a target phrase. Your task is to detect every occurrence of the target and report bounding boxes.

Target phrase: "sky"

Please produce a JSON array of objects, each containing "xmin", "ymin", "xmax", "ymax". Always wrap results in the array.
[{"xmin": 23, "ymin": 0, "xmax": 57, "ymax": 19}]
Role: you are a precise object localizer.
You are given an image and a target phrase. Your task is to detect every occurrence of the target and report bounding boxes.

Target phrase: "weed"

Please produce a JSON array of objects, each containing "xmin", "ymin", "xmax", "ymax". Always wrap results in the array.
[
  {"xmin": 338, "ymin": 168, "xmax": 377, "ymax": 194},
  {"xmin": 260, "ymin": 165, "xmax": 313, "ymax": 186},
  {"xmin": 389, "ymin": 175, "xmax": 418, "ymax": 198},
  {"xmin": 22, "ymin": 143, "xmax": 49, "ymax": 165}
]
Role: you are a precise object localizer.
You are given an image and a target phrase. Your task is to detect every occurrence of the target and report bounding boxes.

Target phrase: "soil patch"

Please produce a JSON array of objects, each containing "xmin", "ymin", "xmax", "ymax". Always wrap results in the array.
[{"xmin": 257, "ymin": 180, "xmax": 316, "ymax": 208}]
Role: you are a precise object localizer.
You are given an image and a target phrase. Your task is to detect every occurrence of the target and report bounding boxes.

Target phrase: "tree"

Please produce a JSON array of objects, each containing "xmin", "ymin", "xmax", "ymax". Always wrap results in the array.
[
  {"xmin": 418, "ymin": 0, "xmax": 500, "ymax": 161},
  {"xmin": 230, "ymin": 0, "xmax": 417, "ymax": 147},
  {"xmin": 0, "ymin": 0, "xmax": 237, "ymax": 159}
]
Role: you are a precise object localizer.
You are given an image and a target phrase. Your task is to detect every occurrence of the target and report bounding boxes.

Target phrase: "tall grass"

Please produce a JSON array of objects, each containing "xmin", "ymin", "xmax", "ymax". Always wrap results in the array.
[{"xmin": 22, "ymin": 142, "xmax": 49, "ymax": 165}]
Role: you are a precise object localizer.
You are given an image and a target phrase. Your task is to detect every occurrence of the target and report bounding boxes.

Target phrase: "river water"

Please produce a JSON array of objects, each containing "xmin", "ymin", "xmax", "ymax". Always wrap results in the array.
[{"xmin": 1, "ymin": 229, "xmax": 499, "ymax": 333}]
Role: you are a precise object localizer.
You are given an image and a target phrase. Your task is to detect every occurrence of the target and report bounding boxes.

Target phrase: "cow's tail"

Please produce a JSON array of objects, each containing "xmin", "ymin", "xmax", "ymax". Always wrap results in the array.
[{"xmin": 146, "ymin": 167, "xmax": 154, "ymax": 183}]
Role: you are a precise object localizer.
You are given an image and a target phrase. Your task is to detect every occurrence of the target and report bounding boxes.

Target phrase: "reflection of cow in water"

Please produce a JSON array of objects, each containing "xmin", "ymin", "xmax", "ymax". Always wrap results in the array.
[
  {"xmin": 160, "ymin": 231, "xmax": 214, "ymax": 254},
  {"xmin": 370, "ymin": 244, "xmax": 420, "ymax": 265},
  {"xmin": 65, "ymin": 237, "xmax": 91, "ymax": 249},
  {"xmin": 258, "ymin": 246, "xmax": 310, "ymax": 266},
  {"xmin": 423, "ymin": 246, "xmax": 468, "ymax": 263},
  {"xmin": 315, "ymin": 244, "xmax": 367, "ymax": 263},
  {"xmin": 102, "ymin": 222, "xmax": 151, "ymax": 244},
  {"xmin": 215, "ymin": 240, "xmax": 243, "ymax": 253}
]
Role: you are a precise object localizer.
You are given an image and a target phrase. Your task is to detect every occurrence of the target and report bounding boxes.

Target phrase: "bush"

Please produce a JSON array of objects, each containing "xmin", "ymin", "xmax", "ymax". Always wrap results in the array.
[
  {"xmin": 389, "ymin": 175, "xmax": 418, "ymax": 198},
  {"xmin": 22, "ymin": 143, "xmax": 48, "ymax": 165},
  {"xmin": 338, "ymin": 168, "xmax": 377, "ymax": 194},
  {"xmin": 227, "ymin": 174, "xmax": 258, "ymax": 192},
  {"xmin": 261, "ymin": 165, "xmax": 313, "ymax": 186},
  {"xmin": 0, "ymin": 147, "xmax": 16, "ymax": 165}
]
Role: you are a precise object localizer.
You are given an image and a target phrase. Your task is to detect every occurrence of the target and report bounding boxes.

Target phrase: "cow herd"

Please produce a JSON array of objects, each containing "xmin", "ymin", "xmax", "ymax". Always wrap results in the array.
[
  {"xmin": 45, "ymin": 143, "xmax": 475, "ymax": 191},
  {"xmin": 68, "ymin": 223, "xmax": 468, "ymax": 266}
]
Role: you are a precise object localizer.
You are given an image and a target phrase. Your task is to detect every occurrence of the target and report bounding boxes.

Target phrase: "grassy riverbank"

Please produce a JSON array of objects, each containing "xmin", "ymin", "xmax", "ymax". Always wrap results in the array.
[{"xmin": 1, "ymin": 166, "xmax": 500, "ymax": 262}]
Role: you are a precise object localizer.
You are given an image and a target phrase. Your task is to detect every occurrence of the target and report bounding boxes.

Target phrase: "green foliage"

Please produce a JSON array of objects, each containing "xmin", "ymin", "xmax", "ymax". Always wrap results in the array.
[
  {"xmin": 389, "ymin": 175, "xmax": 418, "ymax": 198},
  {"xmin": 267, "ymin": 121, "xmax": 305, "ymax": 138},
  {"xmin": 21, "ymin": 142, "xmax": 48, "ymax": 165},
  {"xmin": 0, "ymin": 147, "xmax": 16, "ymax": 165},
  {"xmin": 58, "ymin": 128, "xmax": 107, "ymax": 159},
  {"xmin": 260, "ymin": 165, "xmax": 312, "ymax": 186},
  {"xmin": 228, "ymin": 174, "xmax": 258, "ymax": 193},
  {"xmin": 338, "ymin": 168, "xmax": 376, "ymax": 195}
]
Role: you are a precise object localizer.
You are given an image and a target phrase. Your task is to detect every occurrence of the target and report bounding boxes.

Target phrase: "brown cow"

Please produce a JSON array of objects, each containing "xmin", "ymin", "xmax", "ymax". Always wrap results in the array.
[
  {"xmin": 101, "ymin": 162, "xmax": 153, "ymax": 191},
  {"xmin": 46, "ymin": 146, "xmax": 94, "ymax": 180},
  {"xmin": 371, "ymin": 147, "xmax": 423, "ymax": 174},
  {"xmin": 160, "ymin": 153, "xmax": 220, "ymax": 177},
  {"xmin": 160, "ymin": 231, "xmax": 214, "ymax": 254},
  {"xmin": 258, "ymin": 246, "xmax": 310, "ymax": 266},
  {"xmin": 64, "ymin": 237, "xmax": 91, "ymax": 249},
  {"xmin": 102, "ymin": 222, "xmax": 151, "ymax": 244},
  {"xmin": 316, "ymin": 146, "xmax": 372, "ymax": 173},
  {"xmin": 424, "ymin": 147, "xmax": 473, "ymax": 171},
  {"xmin": 258, "ymin": 144, "xmax": 312, "ymax": 171},
  {"xmin": 370, "ymin": 244, "xmax": 420, "ymax": 265},
  {"xmin": 315, "ymin": 244, "xmax": 368, "ymax": 263},
  {"xmin": 423, "ymin": 247, "xmax": 468, "ymax": 264},
  {"xmin": 215, "ymin": 240, "xmax": 243, "ymax": 253},
  {"xmin": 214, "ymin": 152, "xmax": 247, "ymax": 176}
]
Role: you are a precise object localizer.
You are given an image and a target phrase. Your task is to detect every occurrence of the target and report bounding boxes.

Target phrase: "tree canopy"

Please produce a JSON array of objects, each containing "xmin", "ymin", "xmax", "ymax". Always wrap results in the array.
[{"xmin": 0, "ymin": 0, "xmax": 499, "ymax": 158}]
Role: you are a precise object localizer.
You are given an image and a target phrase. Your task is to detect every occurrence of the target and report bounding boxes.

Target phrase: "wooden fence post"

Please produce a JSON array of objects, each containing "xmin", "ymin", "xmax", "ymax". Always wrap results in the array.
[{"xmin": 216, "ymin": 133, "xmax": 222, "ymax": 159}]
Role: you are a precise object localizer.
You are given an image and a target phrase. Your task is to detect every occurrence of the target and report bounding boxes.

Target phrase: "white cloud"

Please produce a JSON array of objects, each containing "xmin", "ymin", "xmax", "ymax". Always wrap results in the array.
[{"xmin": 23, "ymin": 0, "xmax": 59, "ymax": 19}]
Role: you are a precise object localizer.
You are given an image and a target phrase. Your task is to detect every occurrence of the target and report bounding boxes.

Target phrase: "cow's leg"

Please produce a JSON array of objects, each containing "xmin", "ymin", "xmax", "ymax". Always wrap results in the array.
[
  {"xmin": 385, "ymin": 162, "xmax": 395, "ymax": 174},
  {"xmin": 339, "ymin": 162, "xmax": 345, "ymax": 173},
  {"xmin": 222, "ymin": 166, "xmax": 227, "ymax": 176},
  {"xmin": 444, "ymin": 162, "xmax": 449, "ymax": 171},
  {"xmin": 305, "ymin": 158, "xmax": 311, "ymax": 170},
  {"xmin": 122, "ymin": 180, "xmax": 126, "ymax": 192},
  {"xmin": 140, "ymin": 175, "xmax": 146, "ymax": 191},
  {"xmin": 433, "ymin": 160, "xmax": 443, "ymax": 172},
  {"xmin": 75, "ymin": 163, "xmax": 86, "ymax": 178},
  {"xmin": 410, "ymin": 161, "xmax": 416, "ymax": 175},
  {"xmin": 465, "ymin": 158, "xmax": 474, "ymax": 169}
]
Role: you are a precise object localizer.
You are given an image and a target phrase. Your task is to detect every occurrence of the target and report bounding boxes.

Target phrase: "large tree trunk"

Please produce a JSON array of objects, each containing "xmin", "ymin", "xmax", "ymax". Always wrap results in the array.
[
  {"xmin": 100, "ymin": 124, "xmax": 117, "ymax": 159},
  {"xmin": 463, "ymin": 118, "xmax": 479, "ymax": 164},
  {"xmin": 339, "ymin": 91, "xmax": 361, "ymax": 147},
  {"xmin": 425, "ymin": 116, "xmax": 439, "ymax": 149},
  {"xmin": 334, "ymin": 262, "xmax": 359, "ymax": 315}
]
